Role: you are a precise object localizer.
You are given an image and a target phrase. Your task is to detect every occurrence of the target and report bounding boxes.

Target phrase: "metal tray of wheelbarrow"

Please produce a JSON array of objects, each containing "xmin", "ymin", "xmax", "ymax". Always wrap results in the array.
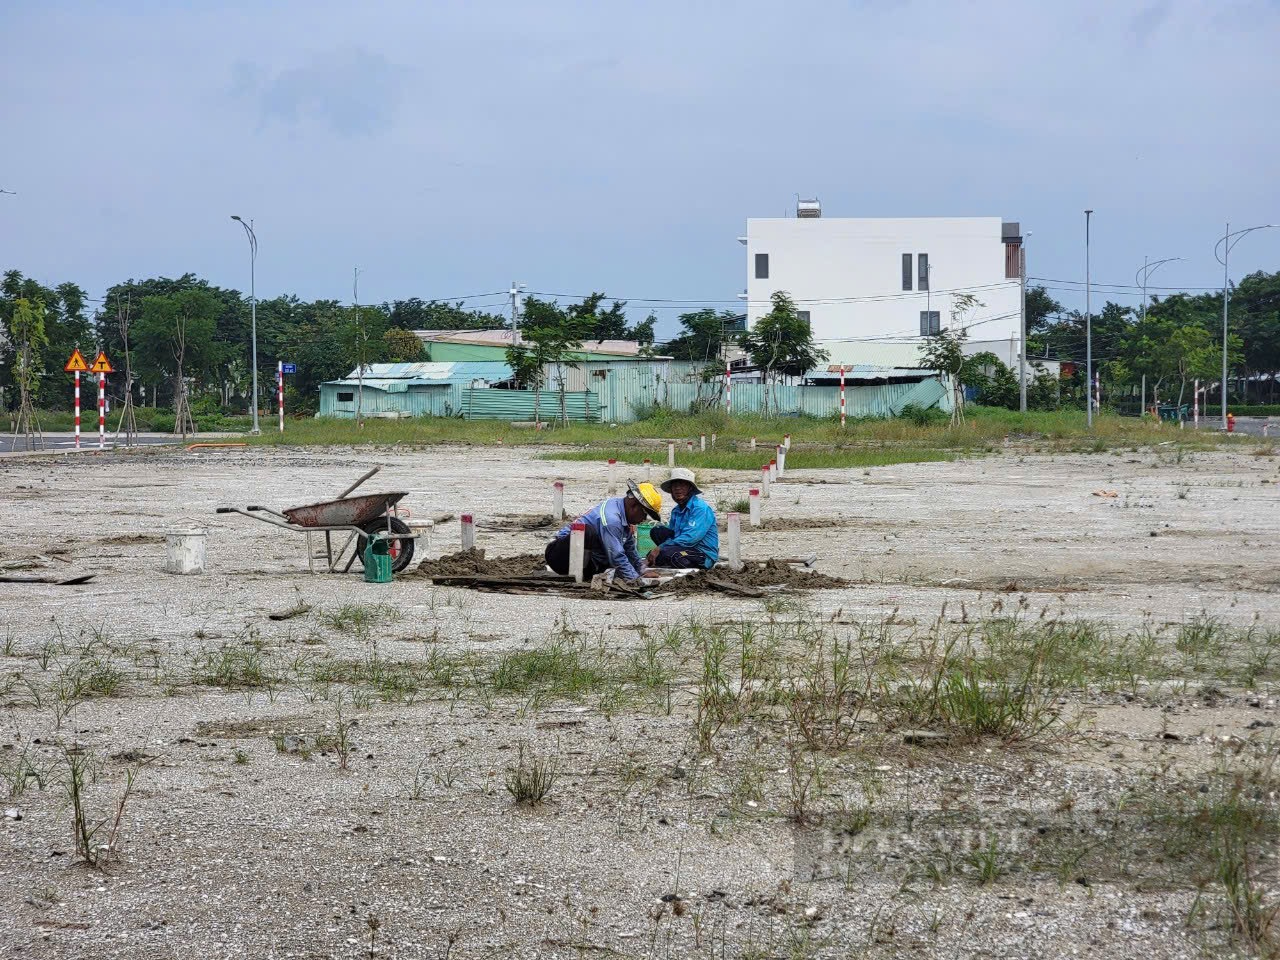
[{"xmin": 283, "ymin": 492, "xmax": 408, "ymax": 529}]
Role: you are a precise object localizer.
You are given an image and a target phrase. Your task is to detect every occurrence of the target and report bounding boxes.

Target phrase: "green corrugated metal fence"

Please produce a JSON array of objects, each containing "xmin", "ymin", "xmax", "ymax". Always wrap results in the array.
[{"xmin": 459, "ymin": 389, "xmax": 601, "ymax": 422}]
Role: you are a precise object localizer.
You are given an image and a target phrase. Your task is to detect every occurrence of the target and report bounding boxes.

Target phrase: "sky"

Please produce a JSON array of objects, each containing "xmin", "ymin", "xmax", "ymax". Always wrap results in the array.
[{"xmin": 2, "ymin": 0, "xmax": 1278, "ymax": 338}]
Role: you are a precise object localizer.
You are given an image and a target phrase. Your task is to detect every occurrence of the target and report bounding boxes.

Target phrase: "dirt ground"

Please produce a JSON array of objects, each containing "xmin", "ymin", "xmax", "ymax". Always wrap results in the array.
[{"xmin": 1, "ymin": 443, "xmax": 1278, "ymax": 959}]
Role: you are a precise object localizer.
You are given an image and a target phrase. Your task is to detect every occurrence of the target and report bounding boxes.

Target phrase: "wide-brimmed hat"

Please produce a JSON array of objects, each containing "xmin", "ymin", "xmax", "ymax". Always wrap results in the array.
[
  {"xmin": 660, "ymin": 467, "xmax": 702, "ymax": 496},
  {"xmin": 626, "ymin": 480, "xmax": 663, "ymax": 521}
]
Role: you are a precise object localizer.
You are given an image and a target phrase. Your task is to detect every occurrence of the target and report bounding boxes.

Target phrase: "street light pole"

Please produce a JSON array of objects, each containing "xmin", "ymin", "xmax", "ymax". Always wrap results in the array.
[
  {"xmin": 1019, "ymin": 234, "xmax": 1029, "ymax": 413},
  {"xmin": 230, "ymin": 215, "xmax": 260, "ymax": 435},
  {"xmin": 1215, "ymin": 223, "xmax": 1277, "ymax": 428},
  {"xmin": 1085, "ymin": 210, "xmax": 1093, "ymax": 428}
]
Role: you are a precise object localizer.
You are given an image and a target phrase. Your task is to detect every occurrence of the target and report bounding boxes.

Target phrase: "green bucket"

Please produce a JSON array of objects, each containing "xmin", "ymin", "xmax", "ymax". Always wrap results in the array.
[
  {"xmin": 363, "ymin": 537, "xmax": 393, "ymax": 583},
  {"xmin": 636, "ymin": 522, "xmax": 656, "ymax": 555}
]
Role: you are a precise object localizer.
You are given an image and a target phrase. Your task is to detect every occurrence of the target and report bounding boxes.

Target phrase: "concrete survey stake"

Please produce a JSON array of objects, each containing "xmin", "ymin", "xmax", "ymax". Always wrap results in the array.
[
  {"xmin": 748, "ymin": 488, "xmax": 761, "ymax": 526},
  {"xmin": 760, "ymin": 465, "xmax": 771, "ymax": 498},
  {"xmin": 607, "ymin": 458, "xmax": 617, "ymax": 495},
  {"xmin": 552, "ymin": 481, "xmax": 564, "ymax": 521},
  {"xmin": 568, "ymin": 521, "xmax": 586, "ymax": 583},
  {"xmin": 725, "ymin": 512, "xmax": 742, "ymax": 572},
  {"xmin": 460, "ymin": 514, "xmax": 476, "ymax": 552},
  {"xmin": 667, "ymin": 443, "xmax": 675, "ymax": 467}
]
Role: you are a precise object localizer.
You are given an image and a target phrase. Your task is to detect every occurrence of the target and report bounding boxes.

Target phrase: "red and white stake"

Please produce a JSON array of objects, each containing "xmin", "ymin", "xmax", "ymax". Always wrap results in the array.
[
  {"xmin": 74, "ymin": 371, "xmax": 81, "ymax": 449},
  {"xmin": 97, "ymin": 373, "xmax": 105, "ymax": 450},
  {"xmin": 552, "ymin": 481, "xmax": 565, "ymax": 520},
  {"xmin": 277, "ymin": 361, "xmax": 284, "ymax": 433},
  {"xmin": 760, "ymin": 464, "xmax": 771, "ymax": 498},
  {"xmin": 460, "ymin": 513, "xmax": 476, "ymax": 552},
  {"xmin": 607, "ymin": 458, "xmax": 618, "ymax": 495},
  {"xmin": 748, "ymin": 487, "xmax": 761, "ymax": 526},
  {"xmin": 724, "ymin": 362, "xmax": 732, "ymax": 413},
  {"xmin": 839, "ymin": 366, "xmax": 846, "ymax": 429},
  {"xmin": 568, "ymin": 521, "xmax": 586, "ymax": 583}
]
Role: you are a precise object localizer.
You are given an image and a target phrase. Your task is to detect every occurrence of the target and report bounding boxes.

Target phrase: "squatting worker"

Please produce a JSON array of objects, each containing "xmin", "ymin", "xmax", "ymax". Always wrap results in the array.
[
  {"xmin": 645, "ymin": 467, "xmax": 719, "ymax": 570},
  {"xmin": 545, "ymin": 480, "xmax": 664, "ymax": 582}
]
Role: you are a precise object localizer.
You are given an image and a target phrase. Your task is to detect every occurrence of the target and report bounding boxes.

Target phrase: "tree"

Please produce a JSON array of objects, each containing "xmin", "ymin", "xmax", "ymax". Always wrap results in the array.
[
  {"xmin": 919, "ymin": 292, "xmax": 983, "ymax": 424},
  {"xmin": 383, "ymin": 298, "xmax": 506, "ymax": 331},
  {"xmin": 133, "ymin": 290, "xmax": 221, "ymax": 434},
  {"xmin": 382, "ymin": 327, "xmax": 424, "ymax": 362},
  {"xmin": 739, "ymin": 292, "xmax": 828, "ymax": 415},
  {"xmin": 520, "ymin": 296, "xmax": 592, "ymax": 425},
  {"xmin": 7, "ymin": 297, "xmax": 48, "ymax": 447},
  {"xmin": 961, "ymin": 351, "xmax": 1019, "ymax": 409}
]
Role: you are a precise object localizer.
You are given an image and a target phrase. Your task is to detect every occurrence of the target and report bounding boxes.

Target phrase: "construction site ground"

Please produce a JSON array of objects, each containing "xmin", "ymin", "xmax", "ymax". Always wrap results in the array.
[{"xmin": 1, "ymin": 442, "xmax": 1278, "ymax": 959}]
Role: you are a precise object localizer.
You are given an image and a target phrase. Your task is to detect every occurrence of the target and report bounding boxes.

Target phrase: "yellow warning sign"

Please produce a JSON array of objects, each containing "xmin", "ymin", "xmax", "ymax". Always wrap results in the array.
[
  {"xmin": 64, "ymin": 349, "xmax": 89, "ymax": 373},
  {"xmin": 89, "ymin": 351, "xmax": 114, "ymax": 374}
]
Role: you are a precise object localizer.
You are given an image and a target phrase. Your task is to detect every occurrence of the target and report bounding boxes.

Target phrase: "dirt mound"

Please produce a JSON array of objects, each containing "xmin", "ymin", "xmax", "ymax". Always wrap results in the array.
[
  {"xmin": 415, "ymin": 548, "xmax": 547, "ymax": 580},
  {"xmin": 655, "ymin": 558, "xmax": 847, "ymax": 594},
  {"xmin": 476, "ymin": 513, "xmax": 560, "ymax": 532}
]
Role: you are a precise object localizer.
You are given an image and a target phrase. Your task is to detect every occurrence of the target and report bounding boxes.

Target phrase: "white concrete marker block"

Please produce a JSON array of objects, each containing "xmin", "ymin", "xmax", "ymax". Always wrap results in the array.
[
  {"xmin": 769, "ymin": 459, "xmax": 777, "ymax": 483},
  {"xmin": 552, "ymin": 481, "xmax": 565, "ymax": 520},
  {"xmin": 761, "ymin": 465, "xmax": 771, "ymax": 498},
  {"xmin": 784, "ymin": 433, "xmax": 791, "ymax": 450},
  {"xmin": 569, "ymin": 521, "xmax": 586, "ymax": 583},
  {"xmin": 777, "ymin": 446, "xmax": 787, "ymax": 476},
  {"xmin": 667, "ymin": 442, "xmax": 675, "ymax": 467},
  {"xmin": 748, "ymin": 488, "xmax": 761, "ymax": 527},
  {"xmin": 750, "ymin": 436, "xmax": 756, "ymax": 450},
  {"xmin": 686, "ymin": 440, "xmax": 694, "ymax": 453},
  {"xmin": 699, "ymin": 434, "xmax": 706, "ymax": 451},
  {"xmin": 726, "ymin": 512, "xmax": 742, "ymax": 572},
  {"xmin": 607, "ymin": 458, "xmax": 618, "ymax": 495},
  {"xmin": 460, "ymin": 513, "xmax": 476, "ymax": 552},
  {"xmin": 643, "ymin": 458, "xmax": 652, "ymax": 482},
  {"xmin": 710, "ymin": 432, "xmax": 717, "ymax": 449}
]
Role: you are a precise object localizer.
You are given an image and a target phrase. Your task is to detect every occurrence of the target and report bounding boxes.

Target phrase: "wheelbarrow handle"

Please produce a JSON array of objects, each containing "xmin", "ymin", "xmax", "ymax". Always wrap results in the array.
[
  {"xmin": 215, "ymin": 507, "xmax": 234, "ymax": 514},
  {"xmin": 246, "ymin": 505, "xmax": 263, "ymax": 511}
]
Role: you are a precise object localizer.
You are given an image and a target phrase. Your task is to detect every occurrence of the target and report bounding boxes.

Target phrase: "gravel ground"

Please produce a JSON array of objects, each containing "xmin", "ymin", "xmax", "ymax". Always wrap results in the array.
[{"xmin": 1, "ymin": 443, "xmax": 1278, "ymax": 959}]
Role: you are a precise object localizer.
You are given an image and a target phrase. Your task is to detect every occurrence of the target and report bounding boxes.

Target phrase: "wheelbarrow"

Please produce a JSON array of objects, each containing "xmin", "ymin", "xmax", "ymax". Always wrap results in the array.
[{"xmin": 216, "ymin": 468, "xmax": 423, "ymax": 574}]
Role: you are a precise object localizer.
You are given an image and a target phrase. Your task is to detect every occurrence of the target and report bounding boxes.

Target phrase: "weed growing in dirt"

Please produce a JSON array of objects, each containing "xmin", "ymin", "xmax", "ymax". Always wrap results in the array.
[
  {"xmin": 506, "ymin": 742, "xmax": 557, "ymax": 806},
  {"xmin": 316, "ymin": 604, "xmax": 404, "ymax": 633},
  {"xmin": 61, "ymin": 746, "xmax": 142, "ymax": 868}
]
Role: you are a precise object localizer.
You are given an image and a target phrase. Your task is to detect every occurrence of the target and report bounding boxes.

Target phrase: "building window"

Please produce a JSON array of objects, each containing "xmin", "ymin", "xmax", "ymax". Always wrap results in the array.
[
  {"xmin": 337, "ymin": 391, "xmax": 354, "ymax": 402},
  {"xmin": 901, "ymin": 253, "xmax": 912, "ymax": 291},
  {"xmin": 754, "ymin": 253, "xmax": 769, "ymax": 279},
  {"xmin": 919, "ymin": 311, "xmax": 940, "ymax": 336},
  {"xmin": 797, "ymin": 310, "xmax": 811, "ymax": 331},
  {"xmin": 918, "ymin": 253, "xmax": 929, "ymax": 291}
]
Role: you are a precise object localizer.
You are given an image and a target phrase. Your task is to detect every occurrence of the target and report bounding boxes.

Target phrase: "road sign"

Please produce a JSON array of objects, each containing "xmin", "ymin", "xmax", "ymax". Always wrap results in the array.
[
  {"xmin": 89, "ymin": 351, "xmax": 114, "ymax": 374},
  {"xmin": 64, "ymin": 349, "xmax": 89, "ymax": 373},
  {"xmin": 281, "ymin": 362, "xmax": 297, "ymax": 374}
]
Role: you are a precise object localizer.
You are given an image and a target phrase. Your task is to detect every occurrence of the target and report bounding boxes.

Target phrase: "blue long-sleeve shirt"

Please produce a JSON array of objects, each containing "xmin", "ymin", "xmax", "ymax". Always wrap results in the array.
[
  {"xmin": 664, "ymin": 495, "xmax": 719, "ymax": 568},
  {"xmin": 554, "ymin": 497, "xmax": 644, "ymax": 580}
]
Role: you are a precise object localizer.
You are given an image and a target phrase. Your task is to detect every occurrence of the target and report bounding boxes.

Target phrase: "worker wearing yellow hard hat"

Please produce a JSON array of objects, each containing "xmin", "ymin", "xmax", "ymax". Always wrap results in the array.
[{"xmin": 545, "ymin": 478, "xmax": 662, "ymax": 582}]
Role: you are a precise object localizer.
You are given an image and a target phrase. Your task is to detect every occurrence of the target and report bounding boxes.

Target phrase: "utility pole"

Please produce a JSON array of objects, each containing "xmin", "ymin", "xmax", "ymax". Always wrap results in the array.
[
  {"xmin": 1019, "ymin": 240, "xmax": 1027, "ymax": 413},
  {"xmin": 354, "ymin": 267, "xmax": 364, "ymax": 428},
  {"xmin": 230, "ymin": 216, "xmax": 260, "ymax": 434},
  {"xmin": 509, "ymin": 281, "xmax": 525, "ymax": 344},
  {"xmin": 1085, "ymin": 209, "xmax": 1093, "ymax": 428},
  {"xmin": 1215, "ymin": 223, "xmax": 1277, "ymax": 428}
]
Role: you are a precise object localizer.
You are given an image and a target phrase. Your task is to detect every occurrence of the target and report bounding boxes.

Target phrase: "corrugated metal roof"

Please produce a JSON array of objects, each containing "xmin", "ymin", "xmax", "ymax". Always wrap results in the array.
[{"xmin": 336, "ymin": 361, "xmax": 513, "ymax": 383}]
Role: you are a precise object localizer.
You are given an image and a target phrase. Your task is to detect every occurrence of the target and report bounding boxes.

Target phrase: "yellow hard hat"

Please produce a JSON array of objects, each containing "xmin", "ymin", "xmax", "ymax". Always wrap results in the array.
[{"xmin": 627, "ymin": 480, "xmax": 663, "ymax": 521}]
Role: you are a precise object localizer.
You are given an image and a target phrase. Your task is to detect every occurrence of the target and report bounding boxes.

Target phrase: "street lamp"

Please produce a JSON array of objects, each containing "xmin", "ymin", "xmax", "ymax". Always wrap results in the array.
[
  {"xmin": 1134, "ymin": 256, "xmax": 1182, "ymax": 326},
  {"xmin": 1214, "ymin": 223, "xmax": 1276, "ymax": 429},
  {"xmin": 230, "ymin": 216, "xmax": 260, "ymax": 435},
  {"xmin": 1085, "ymin": 210, "xmax": 1093, "ymax": 427}
]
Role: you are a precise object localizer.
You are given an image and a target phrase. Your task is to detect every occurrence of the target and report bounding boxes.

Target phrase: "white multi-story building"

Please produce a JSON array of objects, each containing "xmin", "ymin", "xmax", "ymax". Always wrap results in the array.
[{"xmin": 741, "ymin": 205, "xmax": 1024, "ymax": 349}]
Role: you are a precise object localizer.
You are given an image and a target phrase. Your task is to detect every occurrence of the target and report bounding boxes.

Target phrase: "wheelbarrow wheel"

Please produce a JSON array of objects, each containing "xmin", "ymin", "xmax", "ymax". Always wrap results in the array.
[{"xmin": 356, "ymin": 516, "xmax": 415, "ymax": 574}]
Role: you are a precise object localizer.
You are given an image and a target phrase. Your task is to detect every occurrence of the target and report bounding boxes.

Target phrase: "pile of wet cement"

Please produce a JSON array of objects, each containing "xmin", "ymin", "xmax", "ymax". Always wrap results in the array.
[{"xmin": 415, "ymin": 548, "xmax": 548, "ymax": 580}]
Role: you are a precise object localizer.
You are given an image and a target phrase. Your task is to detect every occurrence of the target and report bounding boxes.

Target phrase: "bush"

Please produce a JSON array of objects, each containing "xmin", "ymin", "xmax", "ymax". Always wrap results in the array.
[
  {"xmin": 1229, "ymin": 404, "xmax": 1280, "ymax": 417},
  {"xmin": 898, "ymin": 402, "xmax": 946, "ymax": 426}
]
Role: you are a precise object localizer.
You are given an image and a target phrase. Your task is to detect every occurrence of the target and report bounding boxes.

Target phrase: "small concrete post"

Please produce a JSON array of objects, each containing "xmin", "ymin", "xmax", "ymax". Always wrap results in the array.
[
  {"xmin": 777, "ymin": 445, "xmax": 787, "ymax": 476},
  {"xmin": 699, "ymin": 433, "xmax": 706, "ymax": 451},
  {"xmin": 783, "ymin": 433, "xmax": 791, "ymax": 450},
  {"xmin": 726, "ymin": 512, "xmax": 742, "ymax": 572},
  {"xmin": 761, "ymin": 465, "xmax": 771, "ymax": 498},
  {"xmin": 748, "ymin": 488, "xmax": 761, "ymax": 527},
  {"xmin": 667, "ymin": 442, "xmax": 675, "ymax": 467},
  {"xmin": 686, "ymin": 440, "xmax": 694, "ymax": 453},
  {"xmin": 643, "ymin": 458, "xmax": 652, "ymax": 482},
  {"xmin": 710, "ymin": 432, "xmax": 716, "ymax": 449},
  {"xmin": 568, "ymin": 521, "xmax": 586, "ymax": 583},
  {"xmin": 460, "ymin": 513, "xmax": 476, "ymax": 552},
  {"xmin": 769, "ymin": 458, "xmax": 777, "ymax": 483},
  {"xmin": 607, "ymin": 458, "xmax": 618, "ymax": 495},
  {"xmin": 750, "ymin": 436, "xmax": 756, "ymax": 450},
  {"xmin": 552, "ymin": 481, "xmax": 565, "ymax": 521}
]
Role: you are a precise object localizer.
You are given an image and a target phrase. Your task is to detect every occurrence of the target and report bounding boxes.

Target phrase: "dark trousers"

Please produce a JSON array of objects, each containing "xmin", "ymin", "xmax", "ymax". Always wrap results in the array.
[
  {"xmin": 649, "ymin": 525, "xmax": 708, "ymax": 569},
  {"xmin": 545, "ymin": 527, "xmax": 607, "ymax": 578}
]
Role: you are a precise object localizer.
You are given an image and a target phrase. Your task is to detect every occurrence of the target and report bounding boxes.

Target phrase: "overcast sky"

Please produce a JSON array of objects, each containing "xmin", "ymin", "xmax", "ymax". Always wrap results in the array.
[{"xmin": 2, "ymin": 0, "xmax": 1277, "ymax": 336}]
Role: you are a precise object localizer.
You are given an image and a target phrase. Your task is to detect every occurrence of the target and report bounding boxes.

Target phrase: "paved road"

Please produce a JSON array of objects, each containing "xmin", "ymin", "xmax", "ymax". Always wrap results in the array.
[{"xmin": 1229, "ymin": 416, "xmax": 1278, "ymax": 438}]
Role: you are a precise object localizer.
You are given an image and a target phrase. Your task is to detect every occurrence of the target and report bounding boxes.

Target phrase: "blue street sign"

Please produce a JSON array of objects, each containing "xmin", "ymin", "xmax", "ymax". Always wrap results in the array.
[{"xmin": 281, "ymin": 363, "xmax": 297, "ymax": 375}]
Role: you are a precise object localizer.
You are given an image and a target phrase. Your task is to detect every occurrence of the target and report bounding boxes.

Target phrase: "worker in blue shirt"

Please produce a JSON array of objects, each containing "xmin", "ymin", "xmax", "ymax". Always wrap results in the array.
[
  {"xmin": 545, "ymin": 480, "xmax": 663, "ymax": 582},
  {"xmin": 645, "ymin": 468, "xmax": 719, "ymax": 569}
]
